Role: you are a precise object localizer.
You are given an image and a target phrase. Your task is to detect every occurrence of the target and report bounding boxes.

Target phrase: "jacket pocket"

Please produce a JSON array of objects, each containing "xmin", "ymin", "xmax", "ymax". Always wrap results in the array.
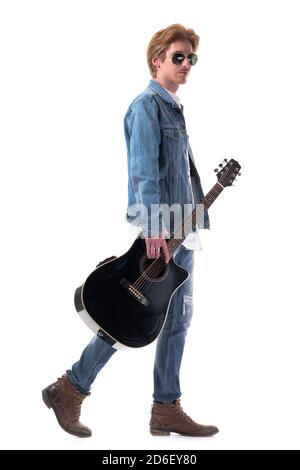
[{"xmin": 162, "ymin": 126, "xmax": 187, "ymax": 141}]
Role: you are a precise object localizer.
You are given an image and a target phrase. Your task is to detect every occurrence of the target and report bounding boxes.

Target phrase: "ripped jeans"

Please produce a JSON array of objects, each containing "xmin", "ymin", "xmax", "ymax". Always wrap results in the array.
[{"xmin": 67, "ymin": 246, "xmax": 194, "ymax": 403}]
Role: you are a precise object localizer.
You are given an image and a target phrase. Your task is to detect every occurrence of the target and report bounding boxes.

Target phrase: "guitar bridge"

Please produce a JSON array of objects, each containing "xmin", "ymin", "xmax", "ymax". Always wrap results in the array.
[{"xmin": 120, "ymin": 278, "xmax": 150, "ymax": 308}]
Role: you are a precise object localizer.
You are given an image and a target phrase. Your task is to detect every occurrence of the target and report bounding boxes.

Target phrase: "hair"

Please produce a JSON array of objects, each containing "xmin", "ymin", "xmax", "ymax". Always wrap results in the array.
[{"xmin": 147, "ymin": 24, "xmax": 200, "ymax": 78}]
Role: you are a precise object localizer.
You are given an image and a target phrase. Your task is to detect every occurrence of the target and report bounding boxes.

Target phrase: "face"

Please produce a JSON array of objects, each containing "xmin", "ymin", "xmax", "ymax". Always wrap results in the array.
[{"xmin": 153, "ymin": 39, "xmax": 196, "ymax": 92}]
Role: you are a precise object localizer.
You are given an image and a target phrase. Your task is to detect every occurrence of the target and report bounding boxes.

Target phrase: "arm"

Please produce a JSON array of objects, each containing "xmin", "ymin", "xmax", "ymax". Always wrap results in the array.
[{"xmin": 128, "ymin": 97, "xmax": 170, "ymax": 262}]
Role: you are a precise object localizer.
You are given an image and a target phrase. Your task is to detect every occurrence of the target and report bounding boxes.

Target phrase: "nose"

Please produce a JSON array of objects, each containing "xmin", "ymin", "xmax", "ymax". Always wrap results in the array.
[{"xmin": 182, "ymin": 57, "xmax": 191, "ymax": 68}]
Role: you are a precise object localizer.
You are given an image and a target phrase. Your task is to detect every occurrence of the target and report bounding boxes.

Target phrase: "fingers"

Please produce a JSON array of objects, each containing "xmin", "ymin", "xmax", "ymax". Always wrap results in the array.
[
  {"xmin": 146, "ymin": 239, "xmax": 159, "ymax": 259},
  {"xmin": 161, "ymin": 239, "xmax": 170, "ymax": 264},
  {"xmin": 145, "ymin": 239, "xmax": 152, "ymax": 259},
  {"xmin": 145, "ymin": 238, "xmax": 170, "ymax": 262},
  {"xmin": 147, "ymin": 239, "xmax": 160, "ymax": 259}
]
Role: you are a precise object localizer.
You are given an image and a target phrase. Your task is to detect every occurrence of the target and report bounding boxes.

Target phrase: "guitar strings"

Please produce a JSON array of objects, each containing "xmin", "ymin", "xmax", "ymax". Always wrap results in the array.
[
  {"xmin": 132, "ymin": 184, "xmax": 223, "ymax": 292},
  {"xmin": 133, "ymin": 206, "xmax": 200, "ymax": 291},
  {"xmin": 133, "ymin": 204, "xmax": 204, "ymax": 292},
  {"xmin": 133, "ymin": 198, "xmax": 208, "ymax": 291}
]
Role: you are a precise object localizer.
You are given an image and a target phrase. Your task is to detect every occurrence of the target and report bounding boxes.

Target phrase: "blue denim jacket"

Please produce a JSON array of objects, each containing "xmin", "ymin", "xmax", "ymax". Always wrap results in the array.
[{"xmin": 124, "ymin": 79, "xmax": 209, "ymax": 236}]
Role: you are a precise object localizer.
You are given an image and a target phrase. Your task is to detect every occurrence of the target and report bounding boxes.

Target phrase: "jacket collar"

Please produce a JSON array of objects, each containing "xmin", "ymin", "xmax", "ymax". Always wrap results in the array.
[{"xmin": 148, "ymin": 79, "xmax": 181, "ymax": 109}]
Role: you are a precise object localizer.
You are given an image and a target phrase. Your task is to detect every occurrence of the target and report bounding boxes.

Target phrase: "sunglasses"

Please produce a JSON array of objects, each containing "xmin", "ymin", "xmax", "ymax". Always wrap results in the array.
[{"xmin": 171, "ymin": 52, "xmax": 198, "ymax": 66}]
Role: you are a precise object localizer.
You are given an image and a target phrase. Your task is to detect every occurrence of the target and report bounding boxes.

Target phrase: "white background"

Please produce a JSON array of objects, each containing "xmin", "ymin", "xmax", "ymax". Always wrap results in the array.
[{"xmin": 1, "ymin": 0, "xmax": 299, "ymax": 450}]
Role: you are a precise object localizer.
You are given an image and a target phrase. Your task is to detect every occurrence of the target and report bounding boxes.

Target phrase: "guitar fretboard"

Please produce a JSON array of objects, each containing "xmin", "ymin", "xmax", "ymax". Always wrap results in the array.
[{"xmin": 167, "ymin": 182, "xmax": 224, "ymax": 256}]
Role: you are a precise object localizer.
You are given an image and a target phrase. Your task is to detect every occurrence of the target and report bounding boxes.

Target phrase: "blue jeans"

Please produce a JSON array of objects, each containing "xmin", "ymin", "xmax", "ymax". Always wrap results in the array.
[{"xmin": 67, "ymin": 246, "xmax": 194, "ymax": 403}]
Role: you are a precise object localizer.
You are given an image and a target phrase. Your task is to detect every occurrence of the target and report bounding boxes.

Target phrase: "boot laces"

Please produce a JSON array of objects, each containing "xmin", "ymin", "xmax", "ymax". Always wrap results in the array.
[
  {"xmin": 71, "ymin": 392, "xmax": 84, "ymax": 421},
  {"xmin": 175, "ymin": 402, "xmax": 193, "ymax": 423},
  {"xmin": 57, "ymin": 375, "xmax": 84, "ymax": 422}
]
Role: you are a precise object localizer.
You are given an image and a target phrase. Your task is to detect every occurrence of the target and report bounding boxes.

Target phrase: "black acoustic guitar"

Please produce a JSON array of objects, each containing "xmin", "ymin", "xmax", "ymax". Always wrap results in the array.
[{"xmin": 74, "ymin": 159, "xmax": 241, "ymax": 349}]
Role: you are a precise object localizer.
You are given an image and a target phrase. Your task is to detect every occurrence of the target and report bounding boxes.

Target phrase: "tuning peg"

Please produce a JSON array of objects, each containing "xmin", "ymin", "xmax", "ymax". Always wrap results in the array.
[
  {"xmin": 238, "ymin": 172, "xmax": 241, "ymax": 176},
  {"xmin": 219, "ymin": 163, "xmax": 223, "ymax": 168},
  {"xmin": 214, "ymin": 168, "xmax": 218, "ymax": 173},
  {"xmin": 223, "ymin": 158, "xmax": 228, "ymax": 163}
]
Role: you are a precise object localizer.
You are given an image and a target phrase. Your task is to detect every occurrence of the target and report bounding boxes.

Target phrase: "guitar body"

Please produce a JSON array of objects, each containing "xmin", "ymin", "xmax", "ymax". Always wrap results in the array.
[{"xmin": 74, "ymin": 237, "xmax": 189, "ymax": 349}]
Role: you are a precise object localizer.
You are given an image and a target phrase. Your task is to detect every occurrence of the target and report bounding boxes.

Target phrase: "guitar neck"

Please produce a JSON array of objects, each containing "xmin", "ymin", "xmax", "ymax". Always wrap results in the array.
[{"xmin": 167, "ymin": 181, "xmax": 224, "ymax": 257}]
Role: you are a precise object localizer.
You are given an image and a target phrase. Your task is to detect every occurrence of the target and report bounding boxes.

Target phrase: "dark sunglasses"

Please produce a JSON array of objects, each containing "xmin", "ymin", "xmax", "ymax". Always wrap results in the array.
[{"xmin": 171, "ymin": 52, "xmax": 198, "ymax": 66}]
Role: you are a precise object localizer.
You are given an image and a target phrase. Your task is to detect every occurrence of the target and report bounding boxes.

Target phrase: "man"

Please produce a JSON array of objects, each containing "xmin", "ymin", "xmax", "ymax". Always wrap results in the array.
[{"xmin": 42, "ymin": 23, "xmax": 218, "ymax": 438}]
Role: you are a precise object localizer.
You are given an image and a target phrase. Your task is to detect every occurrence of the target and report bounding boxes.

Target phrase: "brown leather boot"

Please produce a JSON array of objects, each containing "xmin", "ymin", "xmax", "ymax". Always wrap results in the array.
[
  {"xmin": 42, "ymin": 374, "xmax": 92, "ymax": 437},
  {"xmin": 150, "ymin": 400, "xmax": 219, "ymax": 437}
]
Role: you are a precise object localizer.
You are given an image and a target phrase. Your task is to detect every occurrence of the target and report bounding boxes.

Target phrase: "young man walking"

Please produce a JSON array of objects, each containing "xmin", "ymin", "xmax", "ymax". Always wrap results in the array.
[{"xmin": 42, "ymin": 23, "xmax": 218, "ymax": 439}]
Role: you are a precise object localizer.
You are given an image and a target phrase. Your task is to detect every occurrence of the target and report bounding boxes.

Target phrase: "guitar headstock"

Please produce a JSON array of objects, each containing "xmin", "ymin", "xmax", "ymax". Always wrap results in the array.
[{"xmin": 214, "ymin": 159, "xmax": 241, "ymax": 187}]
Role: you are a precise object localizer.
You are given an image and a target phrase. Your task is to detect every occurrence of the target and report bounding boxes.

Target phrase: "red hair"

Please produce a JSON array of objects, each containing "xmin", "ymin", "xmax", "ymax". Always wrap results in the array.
[{"xmin": 147, "ymin": 24, "xmax": 200, "ymax": 78}]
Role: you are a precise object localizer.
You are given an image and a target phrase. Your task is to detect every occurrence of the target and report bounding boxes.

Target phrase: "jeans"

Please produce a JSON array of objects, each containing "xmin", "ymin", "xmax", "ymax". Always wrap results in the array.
[{"xmin": 67, "ymin": 246, "xmax": 194, "ymax": 403}]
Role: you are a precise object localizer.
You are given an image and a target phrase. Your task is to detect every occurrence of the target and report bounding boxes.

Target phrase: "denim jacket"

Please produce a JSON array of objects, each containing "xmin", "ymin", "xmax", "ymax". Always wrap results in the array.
[{"xmin": 124, "ymin": 79, "xmax": 209, "ymax": 237}]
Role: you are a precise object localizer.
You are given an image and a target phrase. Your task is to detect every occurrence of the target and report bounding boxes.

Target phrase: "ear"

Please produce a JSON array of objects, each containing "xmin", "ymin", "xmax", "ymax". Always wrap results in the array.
[{"xmin": 152, "ymin": 57, "xmax": 161, "ymax": 68}]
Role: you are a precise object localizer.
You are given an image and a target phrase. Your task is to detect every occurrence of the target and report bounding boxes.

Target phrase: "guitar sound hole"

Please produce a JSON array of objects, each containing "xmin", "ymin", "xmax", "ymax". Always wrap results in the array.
[{"xmin": 139, "ymin": 255, "xmax": 169, "ymax": 282}]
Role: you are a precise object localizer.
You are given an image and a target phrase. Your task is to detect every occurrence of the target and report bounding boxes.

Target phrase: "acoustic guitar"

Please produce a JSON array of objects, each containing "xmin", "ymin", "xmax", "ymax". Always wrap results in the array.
[{"xmin": 74, "ymin": 159, "xmax": 241, "ymax": 349}]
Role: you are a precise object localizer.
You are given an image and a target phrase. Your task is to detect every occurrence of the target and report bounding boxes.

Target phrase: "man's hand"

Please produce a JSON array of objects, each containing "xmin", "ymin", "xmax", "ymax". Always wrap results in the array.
[{"xmin": 145, "ymin": 232, "xmax": 170, "ymax": 263}]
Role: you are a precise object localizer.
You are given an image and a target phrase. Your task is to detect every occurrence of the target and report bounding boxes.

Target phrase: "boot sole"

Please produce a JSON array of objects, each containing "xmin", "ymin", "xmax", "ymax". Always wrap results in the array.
[
  {"xmin": 42, "ymin": 388, "xmax": 92, "ymax": 438},
  {"xmin": 150, "ymin": 429, "xmax": 170, "ymax": 436},
  {"xmin": 150, "ymin": 428, "xmax": 218, "ymax": 437}
]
